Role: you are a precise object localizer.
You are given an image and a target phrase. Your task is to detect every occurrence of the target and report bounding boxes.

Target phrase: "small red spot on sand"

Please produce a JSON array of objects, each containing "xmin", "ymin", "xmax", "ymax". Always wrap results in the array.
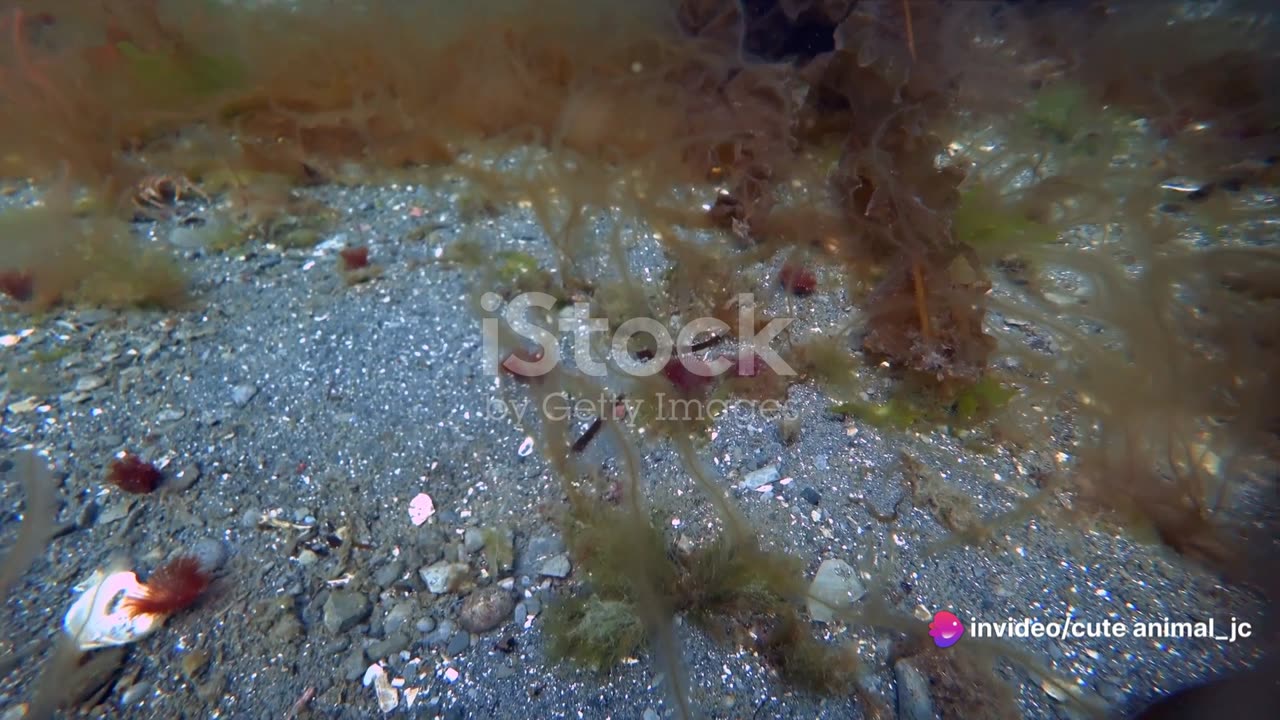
[
  {"xmin": 662, "ymin": 356, "xmax": 718, "ymax": 395},
  {"xmin": 339, "ymin": 247, "xmax": 370, "ymax": 270},
  {"xmin": 779, "ymin": 262, "xmax": 817, "ymax": 296}
]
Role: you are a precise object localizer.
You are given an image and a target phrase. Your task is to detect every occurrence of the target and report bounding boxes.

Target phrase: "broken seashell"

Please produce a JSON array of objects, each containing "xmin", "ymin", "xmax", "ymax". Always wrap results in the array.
[
  {"xmin": 63, "ymin": 569, "xmax": 166, "ymax": 651},
  {"xmin": 408, "ymin": 493, "xmax": 435, "ymax": 526}
]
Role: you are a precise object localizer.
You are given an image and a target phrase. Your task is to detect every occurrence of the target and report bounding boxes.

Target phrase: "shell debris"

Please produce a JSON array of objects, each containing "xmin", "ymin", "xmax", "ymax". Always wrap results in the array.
[{"xmin": 408, "ymin": 492, "xmax": 435, "ymax": 526}]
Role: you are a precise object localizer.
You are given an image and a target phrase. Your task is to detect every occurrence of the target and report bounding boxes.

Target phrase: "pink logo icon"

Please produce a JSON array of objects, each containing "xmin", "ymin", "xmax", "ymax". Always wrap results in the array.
[{"xmin": 929, "ymin": 611, "xmax": 965, "ymax": 648}]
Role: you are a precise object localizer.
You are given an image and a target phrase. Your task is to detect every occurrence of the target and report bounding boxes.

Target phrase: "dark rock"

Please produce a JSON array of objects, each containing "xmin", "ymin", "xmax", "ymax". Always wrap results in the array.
[
  {"xmin": 323, "ymin": 590, "xmax": 372, "ymax": 634},
  {"xmin": 801, "ymin": 486, "xmax": 821, "ymax": 506}
]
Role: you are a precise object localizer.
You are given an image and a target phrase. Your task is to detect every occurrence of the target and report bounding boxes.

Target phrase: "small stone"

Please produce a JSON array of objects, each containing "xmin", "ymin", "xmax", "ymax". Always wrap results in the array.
[
  {"xmin": 420, "ymin": 562, "xmax": 470, "ymax": 594},
  {"xmin": 342, "ymin": 648, "xmax": 369, "ymax": 681},
  {"xmin": 367, "ymin": 633, "xmax": 411, "ymax": 660},
  {"xmin": 191, "ymin": 538, "xmax": 228, "ymax": 572},
  {"xmin": 8, "ymin": 397, "xmax": 40, "ymax": 413},
  {"xmin": 323, "ymin": 590, "xmax": 372, "ymax": 634},
  {"xmin": 230, "ymin": 384, "xmax": 258, "ymax": 407},
  {"xmin": 807, "ymin": 558, "xmax": 866, "ymax": 623},
  {"xmin": 98, "ymin": 501, "xmax": 132, "ymax": 525},
  {"xmin": 800, "ymin": 487, "xmax": 821, "ymax": 505},
  {"xmin": 445, "ymin": 632, "xmax": 470, "ymax": 656},
  {"xmin": 119, "ymin": 681, "xmax": 152, "ymax": 706},
  {"xmin": 76, "ymin": 500, "xmax": 99, "ymax": 528},
  {"xmin": 169, "ymin": 463, "xmax": 201, "ymax": 491},
  {"xmin": 384, "ymin": 601, "xmax": 416, "ymax": 634},
  {"xmin": 74, "ymin": 375, "xmax": 106, "ymax": 392},
  {"xmin": 895, "ymin": 659, "xmax": 936, "ymax": 720},
  {"xmin": 428, "ymin": 619, "xmax": 455, "ymax": 647},
  {"xmin": 156, "ymin": 408, "xmax": 186, "ymax": 423},
  {"xmin": 415, "ymin": 617, "xmax": 437, "ymax": 634},
  {"xmin": 458, "ymin": 586, "xmax": 515, "ymax": 634},
  {"xmin": 522, "ymin": 535, "xmax": 566, "ymax": 572},
  {"xmin": 524, "ymin": 597, "xmax": 541, "ymax": 616},
  {"xmin": 539, "ymin": 554, "xmax": 572, "ymax": 578},
  {"xmin": 740, "ymin": 464, "xmax": 779, "ymax": 490},
  {"xmin": 463, "ymin": 528, "xmax": 486, "ymax": 555},
  {"xmin": 374, "ymin": 559, "xmax": 406, "ymax": 588},
  {"xmin": 643, "ymin": 709, "xmax": 659, "ymax": 720}
]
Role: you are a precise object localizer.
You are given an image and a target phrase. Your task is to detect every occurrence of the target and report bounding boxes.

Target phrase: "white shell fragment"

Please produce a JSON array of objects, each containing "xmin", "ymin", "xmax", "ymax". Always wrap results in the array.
[
  {"xmin": 63, "ymin": 569, "xmax": 166, "ymax": 651},
  {"xmin": 362, "ymin": 663, "xmax": 398, "ymax": 712},
  {"xmin": 408, "ymin": 493, "xmax": 435, "ymax": 526}
]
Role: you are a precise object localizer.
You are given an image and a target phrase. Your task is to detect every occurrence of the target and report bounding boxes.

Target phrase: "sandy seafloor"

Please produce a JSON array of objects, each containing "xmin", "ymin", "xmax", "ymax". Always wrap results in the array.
[{"xmin": 0, "ymin": 153, "xmax": 1269, "ymax": 719}]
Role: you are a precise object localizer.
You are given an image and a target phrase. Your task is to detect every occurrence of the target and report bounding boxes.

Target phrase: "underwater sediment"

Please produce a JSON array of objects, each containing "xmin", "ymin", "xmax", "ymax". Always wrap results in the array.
[{"xmin": 1, "ymin": 1, "xmax": 1277, "ymax": 718}]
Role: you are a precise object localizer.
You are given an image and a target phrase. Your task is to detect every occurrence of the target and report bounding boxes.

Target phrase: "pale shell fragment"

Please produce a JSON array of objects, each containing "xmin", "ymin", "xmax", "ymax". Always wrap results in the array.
[
  {"xmin": 362, "ymin": 663, "xmax": 398, "ymax": 712},
  {"xmin": 408, "ymin": 493, "xmax": 435, "ymax": 526},
  {"xmin": 63, "ymin": 569, "xmax": 166, "ymax": 651}
]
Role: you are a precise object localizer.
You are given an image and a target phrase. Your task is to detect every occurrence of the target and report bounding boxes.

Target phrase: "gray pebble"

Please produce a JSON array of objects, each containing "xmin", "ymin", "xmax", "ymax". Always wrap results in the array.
[
  {"xmin": 74, "ymin": 375, "xmax": 106, "ymax": 392},
  {"xmin": 323, "ymin": 590, "xmax": 372, "ymax": 634},
  {"xmin": 119, "ymin": 681, "xmax": 152, "ymax": 707},
  {"xmin": 230, "ymin": 384, "xmax": 258, "ymax": 407},
  {"xmin": 367, "ymin": 632, "xmax": 411, "ymax": 660},
  {"xmin": 342, "ymin": 648, "xmax": 369, "ymax": 682},
  {"xmin": 445, "ymin": 632, "xmax": 470, "ymax": 657},
  {"xmin": 463, "ymin": 527, "xmax": 486, "ymax": 555},
  {"xmin": 521, "ymin": 534, "xmax": 565, "ymax": 572},
  {"xmin": 428, "ymin": 619, "xmax": 455, "ymax": 647},
  {"xmin": 156, "ymin": 408, "xmax": 186, "ymax": 423},
  {"xmin": 374, "ymin": 559, "xmax": 406, "ymax": 588},
  {"xmin": 415, "ymin": 617, "xmax": 437, "ymax": 634},
  {"xmin": 643, "ymin": 710, "xmax": 659, "ymax": 720},
  {"xmin": 240, "ymin": 509, "xmax": 261, "ymax": 529},
  {"xmin": 894, "ymin": 659, "xmax": 937, "ymax": 720},
  {"xmin": 420, "ymin": 562, "xmax": 469, "ymax": 594},
  {"xmin": 169, "ymin": 463, "xmax": 201, "ymax": 491},
  {"xmin": 740, "ymin": 464, "xmax": 779, "ymax": 490},
  {"xmin": 539, "ymin": 554, "xmax": 572, "ymax": 579},
  {"xmin": 513, "ymin": 602, "xmax": 527, "ymax": 622},
  {"xmin": 807, "ymin": 558, "xmax": 866, "ymax": 623},
  {"xmin": 191, "ymin": 538, "xmax": 228, "ymax": 572},
  {"xmin": 524, "ymin": 597, "xmax": 541, "ymax": 616},
  {"xmin": 76, "ymin": 500, "xmax": 99, "ymax": 529},
  {"xmin": 384, "ymin": 600, "xmax": 416, "ymax": 634}
]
